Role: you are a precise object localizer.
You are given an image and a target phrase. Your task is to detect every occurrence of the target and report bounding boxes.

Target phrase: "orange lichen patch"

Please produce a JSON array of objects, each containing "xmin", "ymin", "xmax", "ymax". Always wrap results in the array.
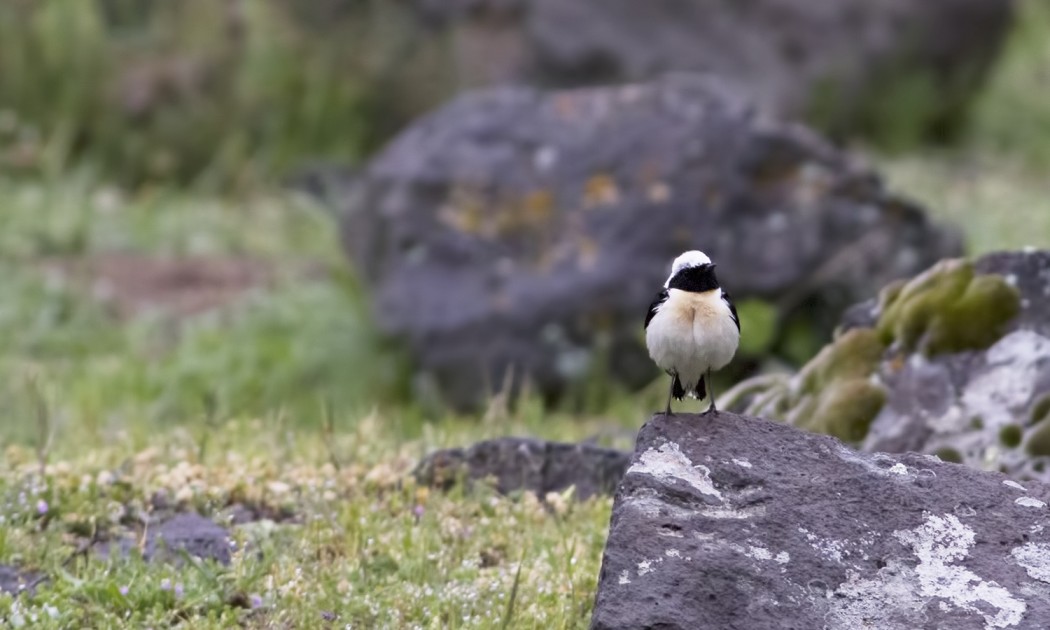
[
  {"xmin": 39, "ymin": 253, "xmax": 285, "ymax": 319},
  {"xmin": 439, "ymin": 186, "xmax": 488, "ymax": 235},
  {"xmin": 583, "ymin": 174, "xmax": 621, "ymax": 209},
  {"xmin": 522, "ymin": 190, "xmax": 555, "ymax": 224}
]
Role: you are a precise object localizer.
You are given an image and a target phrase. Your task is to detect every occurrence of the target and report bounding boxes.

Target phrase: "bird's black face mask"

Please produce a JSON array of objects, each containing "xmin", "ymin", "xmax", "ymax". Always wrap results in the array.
[{"xmin": 669, "ymin": 263, "xmax": 719, "ymax": 293}]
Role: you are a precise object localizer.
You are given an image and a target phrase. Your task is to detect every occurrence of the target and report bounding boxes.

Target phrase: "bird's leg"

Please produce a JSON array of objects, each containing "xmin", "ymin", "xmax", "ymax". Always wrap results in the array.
[
  {"xmin": 665, "ymin": 375, "xmax": 675, "ymax": 415},
  {"xmin": 706, "ymin": 368, "xmax": 717, "ymax": 413}
]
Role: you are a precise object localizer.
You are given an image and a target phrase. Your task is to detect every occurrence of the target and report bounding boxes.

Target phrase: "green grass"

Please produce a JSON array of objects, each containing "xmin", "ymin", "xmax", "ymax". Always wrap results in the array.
[
  {"xmin": 0, "ymin": 175, "xmax": 658, "ymax": 627},
  {"xmin": 880, "ymin": 156, "xmax": 1050, "ymax": 254},
  {"xmin": 0, "ymin": 417, "xmax": 614, "ymax": 628}
]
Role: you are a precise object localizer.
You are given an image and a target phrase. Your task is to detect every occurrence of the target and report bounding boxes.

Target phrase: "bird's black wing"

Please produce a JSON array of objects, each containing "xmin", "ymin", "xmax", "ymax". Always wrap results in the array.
[
  {"xmin": 644, "ymin": 289, "xmax": 669, "ymax": 330},
  {"xmin": 722, "ymin": 289, "xmax": 740, "ymax": 332}
]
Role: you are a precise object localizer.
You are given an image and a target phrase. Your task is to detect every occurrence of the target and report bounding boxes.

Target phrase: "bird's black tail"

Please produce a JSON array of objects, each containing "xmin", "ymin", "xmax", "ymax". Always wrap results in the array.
[
  {"xmin": 671, "ymin": 374, "xmax": 685, "ymax": 401},
  {"xmin": 694, "ymin": 376, "xmax": 706, "ymax": 402},
  {"xmin": 671, "ymin": 375, "xmax": 706, "ymax": 401}
]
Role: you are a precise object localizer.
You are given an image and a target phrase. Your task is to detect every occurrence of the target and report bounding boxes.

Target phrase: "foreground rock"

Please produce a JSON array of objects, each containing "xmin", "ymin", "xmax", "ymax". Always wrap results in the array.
[
  {"xmin": 413, "ymin": 0, "xmax": 1014, "ymax": 140},
  {"xmin": 415, "ymin": 437, "xmax": 629, "ymax": 500},
  {"xmin": 732, "ymin": 250, "xmax": 1050, "ymax": 481},
  {"xmin": 343, "ymin": 74, "xmax": 960, "ymax": 409},
  {"xmin": 0, "ymin": 565, "xmax": 43, "ymax": 597},
  {"xmin": 592, "ymin": 412, "xmax": 1050, "ymax": 629}
]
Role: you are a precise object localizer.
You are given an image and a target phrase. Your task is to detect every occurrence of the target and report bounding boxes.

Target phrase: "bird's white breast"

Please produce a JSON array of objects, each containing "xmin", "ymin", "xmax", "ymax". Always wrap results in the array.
[{"xmin": 645, "ymin": 288, "xmax": 740, "ymax": 389}]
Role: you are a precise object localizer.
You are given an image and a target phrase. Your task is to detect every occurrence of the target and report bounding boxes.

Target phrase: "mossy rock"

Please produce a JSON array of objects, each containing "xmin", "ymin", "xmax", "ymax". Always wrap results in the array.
[
  {"xmin": 935, "ymin": 447, "xmax": 963, "ymax": 464},
  {"xmin": 799, "ymin": 328, "xmax": 886, "ymax": 393},
  {"xmin": 876, "ymin": 258, "xmax": 1020, "ymax": 356},
  {"xmin": 799, "ymin": 379, "xmax": 887, "ymax": 443},
  {"xmin": 1027, "ymin": 419, "xmax": 1050, "ymax": 457},
  {"xmin": 1030, "ymin": 394, "xmax": 1050, "ymax": 426}
]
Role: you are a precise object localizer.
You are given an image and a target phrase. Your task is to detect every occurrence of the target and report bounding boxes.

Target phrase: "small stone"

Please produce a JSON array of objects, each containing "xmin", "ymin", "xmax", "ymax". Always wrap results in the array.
[{"xmin": 415, "ymin": 437, "xmax": 630, "ymax": 500}]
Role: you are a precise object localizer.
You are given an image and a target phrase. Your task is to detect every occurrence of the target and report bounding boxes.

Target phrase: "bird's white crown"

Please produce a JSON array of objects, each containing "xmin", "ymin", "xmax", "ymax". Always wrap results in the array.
[{"xmin": 665, "ymin": 250, "xmax": 712, "ymax": 286}]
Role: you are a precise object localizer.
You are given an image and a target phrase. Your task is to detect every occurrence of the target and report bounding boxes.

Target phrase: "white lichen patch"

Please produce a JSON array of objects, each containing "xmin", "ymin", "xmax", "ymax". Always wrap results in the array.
[
  {"xmin": 696, "ymin": 505, "xmax": 766, "ymax": 520},
  {"xmin": 629, "ymin": 442, "xmax": 722, "ymax": 499},
  {"xmin": 888, "ymin": 463, "xmax": 909, "ymax": 475},
  {"xmin": 827, "ymin": 562, "xmax": 931, "ymax": 629},
  {"xmin": 748, "ymin": 546, "xmax": 773, "ymax": 561},
  {"xmin": 617, "ymin": 570, "xmax": 631, "ymax": 585},
  {"xmin": 893, "ymin": 513, "xmax": 1025, "ymax": 628},
  {"xmin": 1003, "ymin": 480, "xmax": 1027, "ymax": 492},
  {"xmin": 665, "ymin": 548, "xmax": 681, "ymax": 558},
  {"xmin": 959, "ymin": 331, "xmax": 1050, "ymax": 431},
  {"xmin": 731, "ymin": 458, "xmax": 753, "ymax": 469},
  {"xmin": 775, "ymin": 552, "xmax": 790, "ymax": 564},
  {"xmin": 1011, "ymin": 543, "xmax": 1050, "ymax": 583},
  {"xmin": 797, "ymin": 527, "xmax": 862, "ymax": 564},
  {"xmin": 907, "ymin": 330, "xmax": 1050, "ymax": 477},
  {"xmin": 1014, "ymin": 497, "xmax": 1046, "ymax": 508},
  {"xmin": 637, "ymin": 559, "xmax": 654, "ymax": 576}
]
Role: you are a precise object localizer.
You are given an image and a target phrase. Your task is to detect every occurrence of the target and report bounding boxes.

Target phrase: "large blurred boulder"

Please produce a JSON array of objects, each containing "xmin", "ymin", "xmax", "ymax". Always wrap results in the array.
[
  {"xmin": 413, "ymin": 0, "xmax": 1015, "ymax": 142},
  {"xmin": 732, "ymin": 250, "xmax": 1050, "ymax": 482},
  {"xmin": 341, "ymin": 75, "xmax": 961, "ymax": 410},
  {"xmin": 592, "ymin": 411, "xmax": 1050, "ymax": 629}
]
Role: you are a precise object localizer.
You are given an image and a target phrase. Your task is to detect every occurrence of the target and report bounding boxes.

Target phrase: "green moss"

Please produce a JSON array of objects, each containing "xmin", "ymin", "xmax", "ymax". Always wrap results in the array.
[
  {"xmin": 800, "ymin": 380, "xmax": 887, "ymax": 443},
  {"xmin": 1027, "ymin": 420, "xmax": 1050, "ymax": 457},
  {"xmin": 735, "ymin": 299, "xmax": 778, "ymax": 356},
  {"xmin": 800, "ymin": 328, "xmax": 886, "ymax": 393},
  {"xmin": 1000, "ymin": 424, "xmax": 1023, "ymax": 448},
  {"xmin": 935, "ymin": 447, "xmax": 963, "ymax": 463},
  {"xmin": 875, "ymin": 259, "xmax": 1021, "ymax": 356},
  {"xmin": 928, "ymin": 275, "xmax": 1021, "ymax": 354},
  {"xmin": 876, "ymin": 279, "xmax": 908, "ymax": 312},
  {"xmin": 1029, "ymin": 394, "xmax": 1050, "ymax": 426}
]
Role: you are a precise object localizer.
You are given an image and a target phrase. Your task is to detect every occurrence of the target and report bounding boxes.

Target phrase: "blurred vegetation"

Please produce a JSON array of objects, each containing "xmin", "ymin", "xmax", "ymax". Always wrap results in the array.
[
  {"xmin": 0, "ymin": 178, "xmax": 410, "ymax": 444},
  {"xmin": 0, "ymin": 0, "xmax": 451, "ymax": 191},
  {"xmin": 878, "ymin": 0, "xmax": 1050, "ymax": 254},
  {"xmin": 969, "ymin": 0, "xmax": 1050, "ymax": 169}
]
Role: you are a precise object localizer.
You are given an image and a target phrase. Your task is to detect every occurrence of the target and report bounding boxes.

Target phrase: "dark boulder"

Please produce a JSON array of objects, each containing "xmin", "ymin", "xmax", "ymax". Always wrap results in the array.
[
  {"xmin": 415, "ymin": 437, "xmax": 630, "ymax": 500},
  {"xmin": 342, "ymin": 75, "xmax": 961, "ymax": 409},
  {"xmin": 592, "ymin": 411, "xmax": 1050, "ymax": 629},
  {"xmin": 411, "ymin": 0, "xmax": 1014, "ymax": 141}
]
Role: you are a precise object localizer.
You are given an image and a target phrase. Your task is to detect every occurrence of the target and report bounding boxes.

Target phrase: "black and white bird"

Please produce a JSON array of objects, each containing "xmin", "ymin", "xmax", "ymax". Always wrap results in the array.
[{"xmin": 645, "ymin": 250, "xmax": 740, "ymax": 415}]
